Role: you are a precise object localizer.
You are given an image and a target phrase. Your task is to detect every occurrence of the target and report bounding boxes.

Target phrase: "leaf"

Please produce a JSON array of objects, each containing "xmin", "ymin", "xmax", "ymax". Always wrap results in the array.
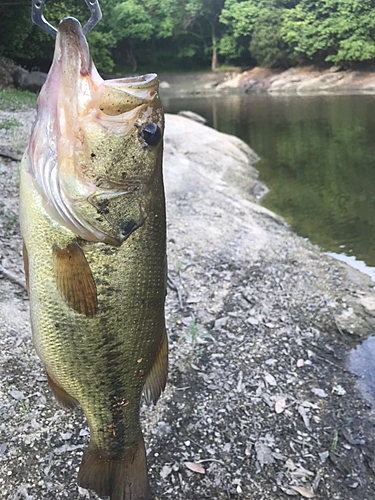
[
  {"xmin": 255, "ymin": 441, "xmax": 275, "ymax": 466},
  {"xmin": 285, "ymin": 458, "xmax": 296, "ymax": 471},
  {"xmin": 275, "ymin": 398, "xmax": 286, "ymax": 414},
  {"xmin": 264, "ymin": 372, "xmax": 277, "ymax": 386},
  {"xmin": 9, "ymin": 389, "xmax": 24, "ymax": 400},
  {"xmin": 185, "ymin": 462, "xmax": 205, "ymax": 474},
  {"xmin": 298, "ymin": 405, "xmax": 312, "ymax": 432},
  {"xmin": 290, "ymin": 485, "xmax": 315, "ymax": 498},
  {"xmin": 160, "ymin": 465, "xmax": 173, "ymax": 479}
]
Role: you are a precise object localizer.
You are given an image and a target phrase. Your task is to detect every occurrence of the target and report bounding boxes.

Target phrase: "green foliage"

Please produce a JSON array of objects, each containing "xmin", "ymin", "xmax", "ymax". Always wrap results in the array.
[
  {"xmin": 0, "ymin": 117, "xmax": 21, "ymax": 131},
  {"xmin": 111, "ymin": 1, "xmax": 154, "ymax": 41},
  {"xmin": 2, "ymin": 0, "xmax": 375, "ymax": 73},
  {"xmin": 179, "ymin": 315, "xmax": 214, "ymax": 349},
  {"xmin": 219, "ymin": 0, "xmax": 290, "ymax": 67},
  {"xmin": 0, "ymin": 3, "xmax": 41, "ymax": 61},
  {"xmin": 220, "ymin": 0, "xmax": 258, "ymax": 38},
  {"xmin": 219, "ymin": 0, "xmax": 258, "ymax": 62},
  {"xmin": 250, "ymin": 5, "xmax": 290, "ymax": 67},
  {"xmin": 86, "ymin": 31, "xmax": 116, "ymax": 73},
  {"xmin": 219, "ymin": 35, "xmax": 243, "ymax": 59},
  {"xmin": 281, "ymin": 0, "xmax": 375, "ymax": 65},
  {"xmin": 0, "ymin": 90, "xmax": 37, "ymax": 111}
]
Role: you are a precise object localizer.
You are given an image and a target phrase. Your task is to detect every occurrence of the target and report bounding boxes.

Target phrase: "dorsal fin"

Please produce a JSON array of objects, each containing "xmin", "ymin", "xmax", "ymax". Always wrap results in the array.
[{"xmin": 53, "ymin": 240, "xmax": 98, "ymax": 318}]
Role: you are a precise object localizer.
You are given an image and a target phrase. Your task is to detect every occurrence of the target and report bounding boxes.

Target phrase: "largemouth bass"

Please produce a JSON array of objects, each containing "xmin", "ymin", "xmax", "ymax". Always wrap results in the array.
[{"xmin": 19, "ymin": 17, "xmax": 167, "ymax": 500}]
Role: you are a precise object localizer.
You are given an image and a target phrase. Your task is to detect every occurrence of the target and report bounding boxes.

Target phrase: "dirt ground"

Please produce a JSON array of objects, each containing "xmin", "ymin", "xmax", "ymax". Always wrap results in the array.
[{"xmin": 1, "ymin": 106, "xmax": 375, "ymax": 500}]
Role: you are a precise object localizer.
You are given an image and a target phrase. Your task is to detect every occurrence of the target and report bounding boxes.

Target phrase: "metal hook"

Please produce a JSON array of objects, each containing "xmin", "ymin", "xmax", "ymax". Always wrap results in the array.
[{"xmin": 31, "ymin": 0, "xmax": 102, "ymax": 38}]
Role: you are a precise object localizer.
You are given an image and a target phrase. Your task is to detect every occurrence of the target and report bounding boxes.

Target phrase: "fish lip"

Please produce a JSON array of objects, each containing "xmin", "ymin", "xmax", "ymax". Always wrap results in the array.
[
  {"xmin": 108, "ymin": 73, "xmax": 159, "ymax": 90},
  {"xmin": 57, "ymin": 17, "xmax": 91, "ymax": 75},
  {"xmin": 58, "ymin": 16, "xmax": 85, "ymax": 36},
  {"xmin": 95, "ymin": 74, "xmax": 160, "ymax": 117}
]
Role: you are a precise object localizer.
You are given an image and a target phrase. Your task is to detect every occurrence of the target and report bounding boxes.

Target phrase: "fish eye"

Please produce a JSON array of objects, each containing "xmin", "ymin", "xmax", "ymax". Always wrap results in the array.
[{"xmin": 140, "ymin": 123, "xmax": 161, "ymax": 147}]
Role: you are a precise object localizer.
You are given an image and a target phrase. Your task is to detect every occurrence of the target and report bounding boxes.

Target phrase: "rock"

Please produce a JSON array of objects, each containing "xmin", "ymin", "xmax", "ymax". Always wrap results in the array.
[
  {"xmin": 334, "ymin": 293, "xmax": 375, "ymax": 338},
  {"xmin": 159, "ymin": 81, "xmax": 170, "ymax": 89},
  {"xmin": 177, "ymin": 110, "xmax": 207, "ymax": 124},
  {"xmin": 11, "ymin": 66, "xmax": 30, "ymax": 88},
  {"xmin": 219, "ymin": 65, "xmax": 375, "ymax": 94},
  {"xmin": 12, "ymin": 67, "xmax": 47, "ymax": 92},
  {"xmin": 22, "ymin": 71, "xmax": 47, "ymax": 92},
  {"xmin": 0, "ymin": 66, "xmax": 14, "ymax": 89},
  {"xmin": 244, "ymin": 79, "xmax": 257, "ymax": 93},
  {"xmin": 164, "ymin": 114, "xmax": 264, "ymax": 258},
  {"xmin": 358, "ymin": 295, "xmax": 375, "ymax": 315},
  {"xmin": 0, "ymin": 56, "xmax": 47, "ymax": 91},
  {"xmin": 9, "ymin": 389, "xmax": 24, "ymax": 400}
]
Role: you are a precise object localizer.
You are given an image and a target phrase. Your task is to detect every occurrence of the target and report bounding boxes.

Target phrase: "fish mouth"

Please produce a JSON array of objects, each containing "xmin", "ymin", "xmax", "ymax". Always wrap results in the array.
[
  {"xmin": 54, "ymin": 17, "xmax": 160, "ymax": 115},
  {"xmin": 57, "ymin": 17, "xmax": 92, "ymax": 85},
  {"xmin": 27, "ymin": 16, "xmax": 162, "ymax": 245},
  {"xmin": 96, "ymin": 73, "xmax": 159, "ymax": 116}
]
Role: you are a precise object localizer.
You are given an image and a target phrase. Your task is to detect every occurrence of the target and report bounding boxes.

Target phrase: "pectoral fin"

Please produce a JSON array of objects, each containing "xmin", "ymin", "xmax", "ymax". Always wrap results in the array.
[
  {"xmin": 143, "ymin": 326, "xmax": 168, "ymax": 405},
  {"xmin": 53, "ymin": 240, "xmax": 98, "ymax": 318}
]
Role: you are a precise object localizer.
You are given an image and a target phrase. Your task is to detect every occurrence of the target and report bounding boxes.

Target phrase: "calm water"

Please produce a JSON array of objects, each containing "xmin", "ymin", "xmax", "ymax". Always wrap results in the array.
[
  {"xmin": 162, "ymin": 93, "xmax": 375, "ymax": 273},
  {"xmin": 349, "ymin": 336, "xmax": 375, "ymax": 409}
]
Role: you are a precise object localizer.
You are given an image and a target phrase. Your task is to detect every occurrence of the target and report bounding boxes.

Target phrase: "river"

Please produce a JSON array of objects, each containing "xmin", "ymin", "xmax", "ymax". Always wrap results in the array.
[{"xmin": 162, "ymin": 93, "xmax": 375, "ymax": 281}]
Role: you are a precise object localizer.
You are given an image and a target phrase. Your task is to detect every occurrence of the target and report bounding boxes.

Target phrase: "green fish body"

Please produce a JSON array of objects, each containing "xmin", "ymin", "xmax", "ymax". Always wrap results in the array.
[{"xmin": 19, "ymin": 17, "xmax": 167, "ymax": 500}]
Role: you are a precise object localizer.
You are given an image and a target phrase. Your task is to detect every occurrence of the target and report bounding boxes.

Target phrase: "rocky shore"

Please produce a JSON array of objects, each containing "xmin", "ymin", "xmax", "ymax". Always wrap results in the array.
[
  {"xmin": 217, "ymin": 66, "xmax": 375, "ymax": 94},
  {"xmin": 159, "ymin": 66, "xmax": 375, "ymax": 96},
  {"xmin": 1, "ymin": 107, "xmax": 375, "ymax": 499},
  {"xmin": 0, "ymin": 57, "xmax": 47, "ymax": 93},
  {"xmin": 3, "ymin": 56, "xmax": 375, "ymax": 96}
]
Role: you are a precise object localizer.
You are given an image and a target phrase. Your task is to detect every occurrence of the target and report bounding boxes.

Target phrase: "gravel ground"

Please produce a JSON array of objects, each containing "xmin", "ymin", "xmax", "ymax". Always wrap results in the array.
[{"xmin": 1, "ymin": 107, "xmax": 375, "ymax": 500}]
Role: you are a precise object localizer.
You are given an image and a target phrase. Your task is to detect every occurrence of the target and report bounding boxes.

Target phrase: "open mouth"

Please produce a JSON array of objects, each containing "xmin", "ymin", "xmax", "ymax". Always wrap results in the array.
[{"xmin": 94, "ymin": 74, "xmax": 159, "ymax": 116}]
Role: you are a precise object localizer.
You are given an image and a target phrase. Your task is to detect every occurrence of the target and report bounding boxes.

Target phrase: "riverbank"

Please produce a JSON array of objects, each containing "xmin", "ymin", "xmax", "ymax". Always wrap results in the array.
[
  {"xmin": 3, "ymin": 56, "xmax": 375, "ymax": 96},
  {"xmin": 1, "ymin": 106, "xmax": 375, "ymax": 499},
  {"xmin": 159, "ymin": 66, "xmax": 375, "ymax": 95}
]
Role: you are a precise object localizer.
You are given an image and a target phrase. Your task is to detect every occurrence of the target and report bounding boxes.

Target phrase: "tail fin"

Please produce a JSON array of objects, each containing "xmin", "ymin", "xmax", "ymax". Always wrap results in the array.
[{"xmin": 77, "ymin": 437, "xmax": 149, "ymax": 500}]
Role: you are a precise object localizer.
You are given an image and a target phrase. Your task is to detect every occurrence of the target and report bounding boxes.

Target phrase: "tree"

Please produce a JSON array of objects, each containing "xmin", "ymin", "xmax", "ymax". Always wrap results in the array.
[
  {"xmin": 0, "ymin": 0, "xmax": 117, "ymax": 73},
  {"xmin": 281, "ymin": 0, "xmax": 375, "ymax": 66},
  {"xmin": 219, "ymin": 0, "xmax": 291, "ymax": 68},
  {"xmin": 250, "ymin": 2, "xmax": 292, "ymax": 68},
  {"xmin": 173, "ymin": 0, "xmax": 226, "ymax": 71},
  {"xmin": 219, "ymin": 0, "xmax": 258, "ymax": 63}
]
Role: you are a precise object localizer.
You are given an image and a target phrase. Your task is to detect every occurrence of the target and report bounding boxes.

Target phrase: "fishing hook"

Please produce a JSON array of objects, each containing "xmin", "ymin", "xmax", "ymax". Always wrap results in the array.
[{"xmin": 31, "ymin": 0, "xmax": 102, "ymax": 38}]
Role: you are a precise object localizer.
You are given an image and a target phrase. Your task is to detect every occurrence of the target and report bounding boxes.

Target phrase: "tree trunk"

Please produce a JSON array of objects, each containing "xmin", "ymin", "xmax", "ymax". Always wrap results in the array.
[
  {"xmin": 127, "ymin": 39, "xmax": 138, "ymax": 73},
  {"xmin": 211, "ymin": 26, "xmax": 217, "ymax": 72}
]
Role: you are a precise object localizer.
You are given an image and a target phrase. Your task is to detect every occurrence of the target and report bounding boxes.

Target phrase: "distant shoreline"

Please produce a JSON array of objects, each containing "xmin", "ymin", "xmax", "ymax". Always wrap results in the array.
[
  {"xmin": 158, "ymin": 66, "xmax": 375, "ymax": 96},
  {"xmin": 3, "ymin": 55, "xmax": 375, "ymax": 96}
]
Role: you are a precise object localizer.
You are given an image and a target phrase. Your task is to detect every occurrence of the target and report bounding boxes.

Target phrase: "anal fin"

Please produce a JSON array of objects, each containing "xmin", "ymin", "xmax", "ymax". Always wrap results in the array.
[
  {"xmin": 53, "ymin": 240, "xmax": 98, "ymax": 318},
  {"xmin": 144, "ymin": 326, "xmax": 168, "ymax": 405},
  {"xmin": 46, "ymin": 371, "xmax": 79, "ymax": 409}
]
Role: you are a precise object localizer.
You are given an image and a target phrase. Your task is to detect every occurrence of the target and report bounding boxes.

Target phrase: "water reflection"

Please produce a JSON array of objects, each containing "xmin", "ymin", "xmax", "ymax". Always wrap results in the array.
[
  {"xmin": 349, "ymin": 336, "xmax": 375, "ymax": 408},
  {"xmin": 162, "ymin": 93, "xmax": 375, "ymax": 270}
]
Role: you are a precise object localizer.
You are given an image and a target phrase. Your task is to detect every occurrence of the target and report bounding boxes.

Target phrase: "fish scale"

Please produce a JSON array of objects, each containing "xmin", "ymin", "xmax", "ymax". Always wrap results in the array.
[{"xmin": 19, "ymin": 16, "xmax": 167, "ymax": 500}]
